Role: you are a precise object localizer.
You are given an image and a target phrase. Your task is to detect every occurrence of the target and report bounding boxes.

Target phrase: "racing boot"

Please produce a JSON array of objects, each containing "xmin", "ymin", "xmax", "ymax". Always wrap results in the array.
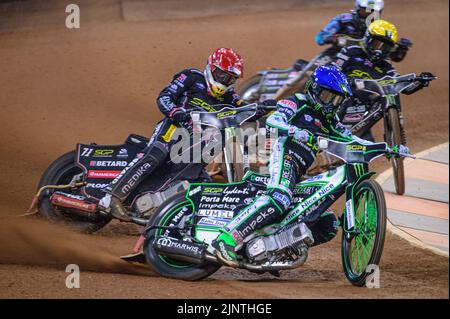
[
  {"xmin": 211, "ymin": 232, "xmax": 239, "ymax": 268},
  {"xmin": 309, "ymin": 210, "xmax": 339, "ymax": 246},
  {"xmin": 98, "ymin": 142, "xmax": 168, "ymax": 221}
]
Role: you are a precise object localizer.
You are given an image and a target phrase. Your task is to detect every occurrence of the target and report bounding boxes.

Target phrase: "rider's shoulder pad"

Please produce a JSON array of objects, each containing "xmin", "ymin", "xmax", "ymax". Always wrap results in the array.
[
  {"xmin": 189, "ymin": 68, "xmax": 205, "ymax": 75},
  {"xmin": 345, "ymin": 45, "xmax": 365, "ymax": 55},
  {"xmin": 183, "ymin": 68, "xmax": 205, "ymax": 79}
]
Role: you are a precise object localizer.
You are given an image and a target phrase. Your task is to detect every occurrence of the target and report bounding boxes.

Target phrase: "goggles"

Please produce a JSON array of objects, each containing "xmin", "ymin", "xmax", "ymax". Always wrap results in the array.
[
  {"xmin": 317, "ymin": 89, "xmax": 346, "ymax": 111},
  {"xmin": 368, "ymin": 37, "xmax": 395, "ymax": 55},
  {"xmin": 212, "ymin": 67, "xmax": 239, "ymax": 86}
]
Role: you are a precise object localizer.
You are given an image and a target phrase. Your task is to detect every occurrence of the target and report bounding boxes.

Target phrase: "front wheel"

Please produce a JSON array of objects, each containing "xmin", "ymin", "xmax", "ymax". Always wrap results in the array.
[
  {"xmin": 143, "ymin": 193, "xmax": 221, "ymax": 280},
  {"xmin": 386, "ymin": 108, "xmax": 405, "ymax": 195},
  {"xmin": 341, "ymin": 180, "xmax": 387, "ymax": 286}
]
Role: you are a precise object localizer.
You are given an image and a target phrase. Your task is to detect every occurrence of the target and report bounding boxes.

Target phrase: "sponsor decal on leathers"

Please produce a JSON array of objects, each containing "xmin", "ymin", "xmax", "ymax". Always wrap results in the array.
[
  {"xmin": 121, "ymin": 162, "xmax": 152, "ymax": 194},
  {"xmin": 225, "ymin": 195, "xmax": 271, "ymax": 231},
  {"xmin": 236, "ymin": 206, "xmax": 276, "ymax": 240},
  {"xmin": 110, "ymin": 153, "xmax": 144, "ymax": 185}
]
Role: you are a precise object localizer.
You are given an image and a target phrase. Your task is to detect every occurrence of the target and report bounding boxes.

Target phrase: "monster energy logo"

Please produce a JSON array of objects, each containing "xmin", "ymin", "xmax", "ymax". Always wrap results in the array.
[{"xmin": 353, "ymin": 163, "xmax": 365, "ymax": 177}]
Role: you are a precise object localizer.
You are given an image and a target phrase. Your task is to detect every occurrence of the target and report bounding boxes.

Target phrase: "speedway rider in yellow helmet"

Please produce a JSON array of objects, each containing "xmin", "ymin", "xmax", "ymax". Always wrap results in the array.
[
  {"xmin": 364, "ymin": 19, "xmax": 399, "ymax": 61},
  {"xmin": 331, "ymin": 19, "xmax": 430, "ymax": 142}
]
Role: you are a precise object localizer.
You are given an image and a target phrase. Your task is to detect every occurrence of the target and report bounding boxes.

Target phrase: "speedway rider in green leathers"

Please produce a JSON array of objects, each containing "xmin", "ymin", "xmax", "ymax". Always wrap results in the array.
[{"xmin": 212, "ymin": 65, "xmax": 408, "ymax": 267}]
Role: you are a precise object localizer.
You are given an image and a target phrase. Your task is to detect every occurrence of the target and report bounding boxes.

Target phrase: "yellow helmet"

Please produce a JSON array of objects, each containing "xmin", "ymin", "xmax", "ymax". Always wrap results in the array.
[{"xmin": 364, "ymin": 19, "xmax": 398, "ymax": 60}]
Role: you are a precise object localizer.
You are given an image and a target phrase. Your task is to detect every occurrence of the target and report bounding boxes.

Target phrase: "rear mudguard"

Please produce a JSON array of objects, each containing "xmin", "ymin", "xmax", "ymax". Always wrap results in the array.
[
  {"xmin": 75, "ymin": 134, "xmax": 148, "ymax": 199},
  {"xmin": 75, "ymin": 133, "xmax": 208, "ymax": 203}
]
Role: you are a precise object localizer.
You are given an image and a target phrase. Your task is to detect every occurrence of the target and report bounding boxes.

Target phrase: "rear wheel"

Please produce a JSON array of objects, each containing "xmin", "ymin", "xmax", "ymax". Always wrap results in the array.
[
  {"xmin": 386, "ymin": 108, "xmax": 405, "ymax": 195},
  {"xmin": 37, "ymin": 151, "xmax": 111, "ymax": 233},
  {"xmin": 143, "ymin": 193, "xmax": 221, "ymax": 280},
  {"xmin": 341, "ymin": 180, "xmax": 387, "ymax": 286}
]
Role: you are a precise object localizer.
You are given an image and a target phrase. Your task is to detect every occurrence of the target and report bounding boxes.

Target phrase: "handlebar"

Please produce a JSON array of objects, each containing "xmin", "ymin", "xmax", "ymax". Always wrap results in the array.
[
  {"xmin": 386, "ymin": 146, "xmax": 416, "ymax": 159},
  {"xmin": 190, "ymin": 103, "xmax": 277, "ymax": 130},
  {"xmin": 354, "ymin": 72, "xmax": 437, "ymax": 97},
  {"xmin": 317, "ymin": 136, "xmax": 415, "ymax": 163},
  {"xmin": 325, "ymin": 34, "xmax": 363, "ymax": 48},
  {"xmin": 415, "ymin": 72, "xmax": 438, "ymax": 83}
]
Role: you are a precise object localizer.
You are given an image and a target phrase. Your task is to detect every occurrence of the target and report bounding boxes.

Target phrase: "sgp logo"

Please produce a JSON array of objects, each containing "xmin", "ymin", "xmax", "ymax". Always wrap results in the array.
[{"xmin": 93, "ymin": 149, "xmax": 114, "ymax": 157}]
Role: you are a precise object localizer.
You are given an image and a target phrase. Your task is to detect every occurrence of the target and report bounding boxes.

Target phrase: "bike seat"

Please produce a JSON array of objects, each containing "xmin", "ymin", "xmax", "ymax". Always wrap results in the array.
[{"xmin": 124, "ymin": 134, "xmax": 149, "ymax": 149}]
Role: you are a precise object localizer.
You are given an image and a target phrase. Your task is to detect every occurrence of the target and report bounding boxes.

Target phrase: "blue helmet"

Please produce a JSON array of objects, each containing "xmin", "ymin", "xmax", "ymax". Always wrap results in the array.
[{"xmin": 306, "ymin": 65, "xmax": 353, "ymax": 117}]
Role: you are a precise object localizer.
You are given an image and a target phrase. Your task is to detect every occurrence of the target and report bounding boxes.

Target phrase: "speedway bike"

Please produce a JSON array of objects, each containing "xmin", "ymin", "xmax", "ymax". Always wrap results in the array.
[
  {"xmin": 337, "ymin": 72, "xmax": 436, "ymax": 194},
  {"xmin": 29, "ymin": 104, "xmax": 272, "ymax": 232},
  {"xmin": 143, "ymin": 136, "xmax": 414, "ymax": 286},
  {"xmin": 238, "ymin": 35, "xmax": 362, "ymax": 103}
]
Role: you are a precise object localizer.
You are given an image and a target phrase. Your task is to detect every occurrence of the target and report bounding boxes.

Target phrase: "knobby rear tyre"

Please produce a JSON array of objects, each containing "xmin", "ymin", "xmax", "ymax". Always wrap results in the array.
[
  {"xmin": 37, "ymin": 151, "xmax": 111, "ymax": 233},
  {"xmin": 143, "ymin": 193, "xmax": 221, "ymax": 280}
]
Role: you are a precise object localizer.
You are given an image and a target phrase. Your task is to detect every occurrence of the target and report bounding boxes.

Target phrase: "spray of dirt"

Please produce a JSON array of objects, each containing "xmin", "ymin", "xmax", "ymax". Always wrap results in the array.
[{"xmin": 0, "ymin": 217, "xmax": 156, "ymax": 277}]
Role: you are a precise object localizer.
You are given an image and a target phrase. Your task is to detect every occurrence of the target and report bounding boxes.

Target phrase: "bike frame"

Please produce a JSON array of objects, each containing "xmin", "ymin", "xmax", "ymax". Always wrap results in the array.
[
  {"xmin": 350, "ymin": 94, "xmax": 402, "ymax": 142},
  {"xmin": 183, "ymin": 138, "xmax": 388, "ymax": 247}
]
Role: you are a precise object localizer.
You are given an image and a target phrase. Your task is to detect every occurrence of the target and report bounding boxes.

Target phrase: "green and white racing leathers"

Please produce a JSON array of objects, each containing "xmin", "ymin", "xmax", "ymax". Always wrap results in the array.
[{"xmin": 215, "ymin": 93, "xmax": 372, "ymax": 261}]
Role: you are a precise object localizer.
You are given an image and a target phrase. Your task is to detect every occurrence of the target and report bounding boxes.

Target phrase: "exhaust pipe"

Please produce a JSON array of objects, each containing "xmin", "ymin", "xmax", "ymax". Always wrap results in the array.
[
  {"xmin": 241, "ymin": 252, "xmax": 308, "ymax": 272},
  {"xmin": 153, "ymin": 236, "xmax": 308, "ymax": 271},
  {"xmin": 51, "ymin": 193, "xmax": 97, "ymax": 213},
  {"xmin": 153, "ymin": 236, "xmax": 210, "ymax": 264}
]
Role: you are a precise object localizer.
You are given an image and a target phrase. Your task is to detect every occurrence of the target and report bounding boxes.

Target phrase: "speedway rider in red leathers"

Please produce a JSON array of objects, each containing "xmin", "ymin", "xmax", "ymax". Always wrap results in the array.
[{"xmin": 99, "ymin": 48, "xmax": 249, "ymax": 220}]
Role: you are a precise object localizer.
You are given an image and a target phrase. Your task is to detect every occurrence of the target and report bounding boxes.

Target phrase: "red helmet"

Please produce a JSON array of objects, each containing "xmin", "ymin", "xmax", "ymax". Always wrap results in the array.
[{"xmin": 204, "ymin": 48, "xmax": 244, "ymax": 98}]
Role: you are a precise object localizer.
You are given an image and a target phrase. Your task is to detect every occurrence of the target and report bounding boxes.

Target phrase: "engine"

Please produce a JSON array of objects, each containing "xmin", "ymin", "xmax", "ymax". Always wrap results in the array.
[
  {"xmin": 134, "ymin": 181, "xmax": 189, "ymax": 217},
  {"xmin": 245, "ymin": 222, "xmax": 314, "ymax": 264}
]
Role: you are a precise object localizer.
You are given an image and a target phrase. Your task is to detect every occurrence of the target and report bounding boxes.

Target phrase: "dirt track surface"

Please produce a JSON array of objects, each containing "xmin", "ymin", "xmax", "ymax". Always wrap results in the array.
[{"xmin": 0, "ymin": 0, "xmax": 448, "ymax": 298}]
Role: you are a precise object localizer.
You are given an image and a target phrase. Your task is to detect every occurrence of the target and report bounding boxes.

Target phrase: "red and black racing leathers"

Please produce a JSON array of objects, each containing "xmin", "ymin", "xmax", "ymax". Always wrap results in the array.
[{"xmin": 107, "ymin": 68, "xmax": 246, "ymax": 200}]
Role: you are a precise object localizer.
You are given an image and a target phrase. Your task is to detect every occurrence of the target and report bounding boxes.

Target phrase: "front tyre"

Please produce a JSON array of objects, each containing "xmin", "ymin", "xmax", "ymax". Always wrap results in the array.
[
  {"xmin": 341, "ymin": 180, "xmax": 387, "ymax": 286},
  {"xmin": 143, "ymin": 193, "xmax": 221, "ymax": 280},
  {"xmin": 387, "ymin": 108, "xmax": 405, "ymax": 195}
]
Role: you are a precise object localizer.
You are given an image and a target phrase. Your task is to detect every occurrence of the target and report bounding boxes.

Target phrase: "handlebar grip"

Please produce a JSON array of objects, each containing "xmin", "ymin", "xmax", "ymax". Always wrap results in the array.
[
  {"xmin": 388, "ymin": 149, "xmax": 416, "ymax": 159},
  {"xmin": 257, "ymin": 104, "xmax": 277, "ymax": 110},
  {"xmin": 399, "ymin": 152, "xmax": 416, "ymax": 159}
]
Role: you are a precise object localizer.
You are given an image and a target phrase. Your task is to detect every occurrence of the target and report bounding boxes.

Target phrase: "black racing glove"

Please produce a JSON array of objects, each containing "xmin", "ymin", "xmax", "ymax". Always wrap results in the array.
[
  {"xmin": 418, "ymin": 72, "xmax": 436, "ymax": 86},
  {"xmin": 169, "ymin": 108, "xmax": 190, "ymax": 123},
  {"xmin": 390, "ymin": 38, "xmax": 413, "ymax": 62},
  {"xmin": 403, "ymin": 72, "xmax": 436, "ymax": 95},
  {"xmin": 261, "ymin": 99, "xmax": 277, "ymax": 107},
  {"xmin": 324, "ymin": 35, "xmax": 338, "ymax": 46},
  {"xmin": 255, "ymin": 99, "xmax": 277, "ymax": 118}
]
